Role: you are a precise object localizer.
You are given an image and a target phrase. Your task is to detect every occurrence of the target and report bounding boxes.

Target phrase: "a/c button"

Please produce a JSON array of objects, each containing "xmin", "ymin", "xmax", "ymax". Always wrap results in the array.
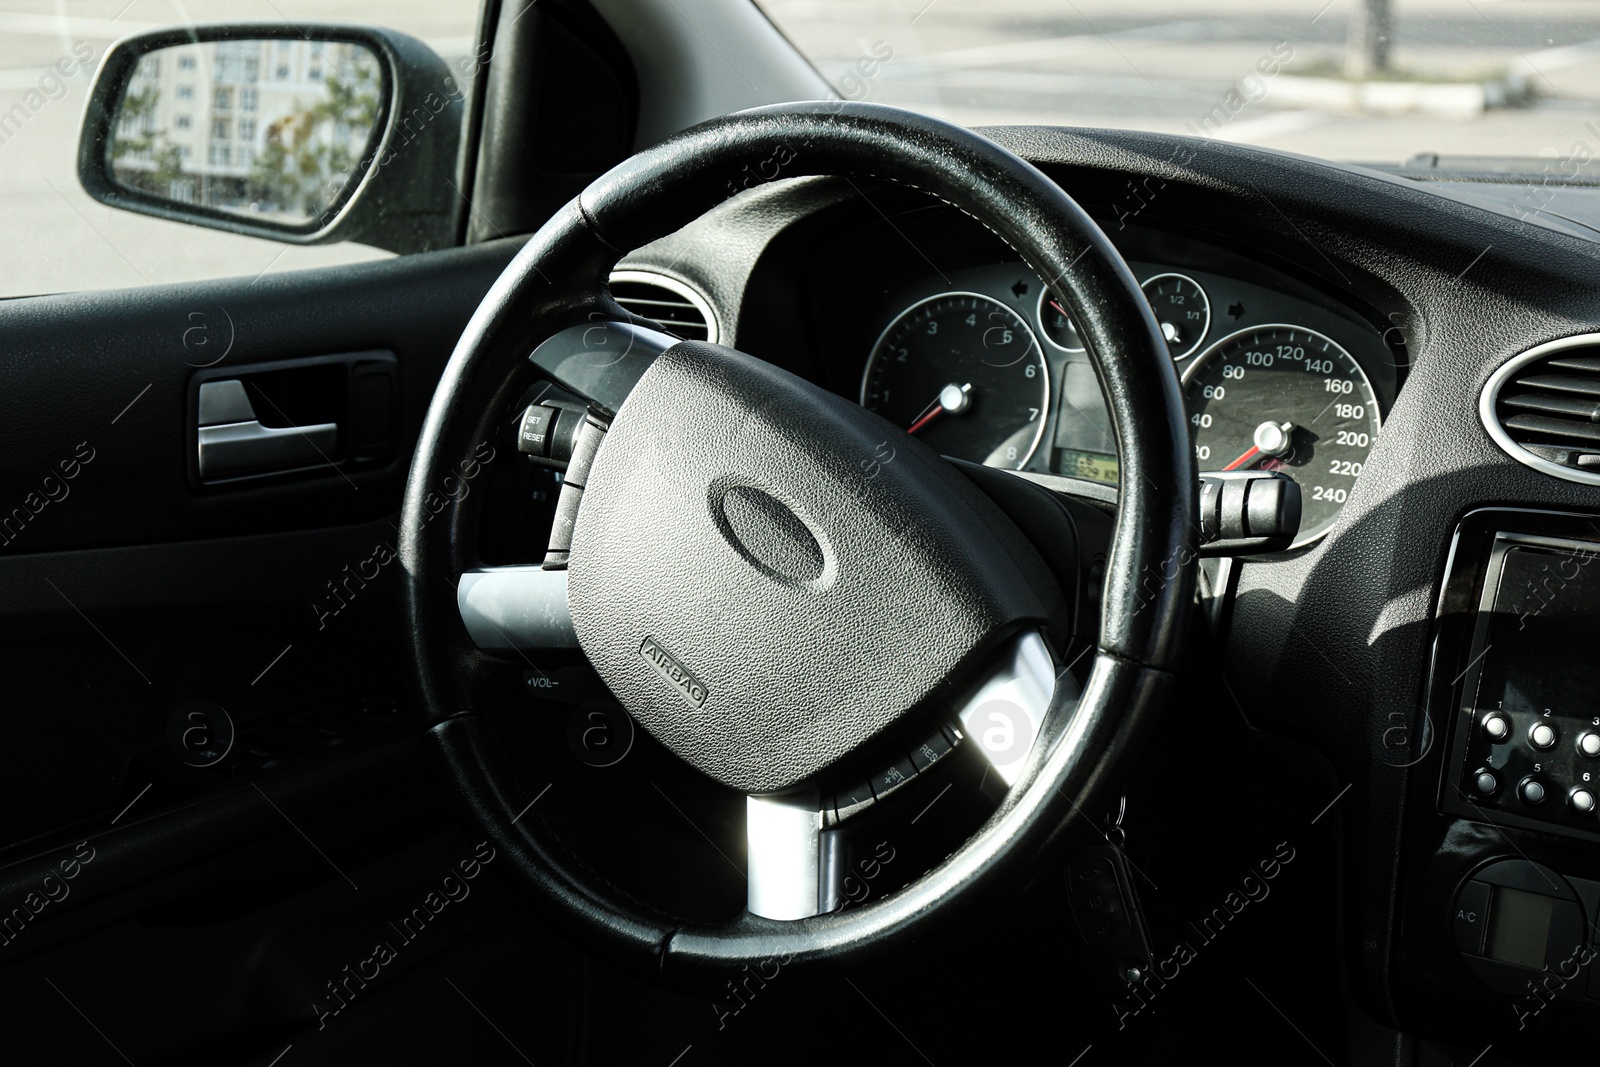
[{"xmin": 1454, "ymin": 880, "xmax": 1491, "ymax": 955}]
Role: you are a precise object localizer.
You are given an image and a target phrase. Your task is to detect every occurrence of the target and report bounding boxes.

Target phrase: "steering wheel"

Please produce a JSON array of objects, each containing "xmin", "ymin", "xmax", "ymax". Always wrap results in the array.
[{"xmin": 400, "ymin": 102, "xmax": 1195, "ymax": 991}]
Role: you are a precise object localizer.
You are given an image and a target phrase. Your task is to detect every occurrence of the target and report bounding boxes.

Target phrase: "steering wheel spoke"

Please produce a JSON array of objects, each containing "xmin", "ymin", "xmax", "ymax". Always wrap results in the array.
[
  {"xmin": 746, "ymin": 791, "xmax": 824, "ymax": 921},
  {"xmin": 457, "ymin": 565, "xmax": 577, "ymax": 651},
  {"xmin": 954, "ymin": 630, "xmax": 1062, "ymax": 787},
  {"xmin": 744, "ymin": 629, "xmax": 1066, "ymax": 922}
]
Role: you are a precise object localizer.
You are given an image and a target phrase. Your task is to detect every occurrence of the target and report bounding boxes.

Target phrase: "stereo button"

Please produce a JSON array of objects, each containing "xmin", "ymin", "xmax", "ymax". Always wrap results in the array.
[
  {"xmin": 1580, "ymin": 732, "xmax": 1600, "ymax": 758},
  {"xmin": 1483, "ymin": 714, "xmax": 1510, "ymax": 741},
  {"xmin": 1530, "ymin": 723, "xmax": 1557, "ymax": 750},
  {"xmin": 1573, "ymin": 789, "xmax": 1597, "ymax": 814},
  {"xmin": 1473, "ymin": 769, "xmax": 1498, "ymax": 796},
  {"xmin": 1520, "ymin": 778, "xmax": 1548, "ymax": 805}
]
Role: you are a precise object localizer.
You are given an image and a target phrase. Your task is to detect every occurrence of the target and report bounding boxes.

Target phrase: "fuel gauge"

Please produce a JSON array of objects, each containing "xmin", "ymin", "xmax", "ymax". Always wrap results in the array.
[{"xmin": 1141, "ymin": 273, "xmax": 1210, "ymax": 361}]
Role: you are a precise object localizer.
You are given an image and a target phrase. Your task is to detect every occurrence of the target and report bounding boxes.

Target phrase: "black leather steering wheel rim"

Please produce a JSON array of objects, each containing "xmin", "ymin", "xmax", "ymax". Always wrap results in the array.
[{"xmin": 400, "ymin": 102, "xmax": 1196, "ymax": 991}]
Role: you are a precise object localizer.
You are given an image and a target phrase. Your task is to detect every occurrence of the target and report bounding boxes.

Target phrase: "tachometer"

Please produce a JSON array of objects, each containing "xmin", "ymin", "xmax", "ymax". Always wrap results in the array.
[
  {"xmin": 1182, "ymin": 324, "xmax": 1380, "ymax": 548},
  {"xmin": 862, "ymin": 292, "xmax": 1049, "ymax": 469}
]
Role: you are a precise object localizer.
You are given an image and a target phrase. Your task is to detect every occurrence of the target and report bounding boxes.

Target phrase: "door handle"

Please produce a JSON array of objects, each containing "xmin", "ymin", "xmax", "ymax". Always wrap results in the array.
[{"xmin": 197, "ymin": 379, "xmax": 339, "ymax": 479}]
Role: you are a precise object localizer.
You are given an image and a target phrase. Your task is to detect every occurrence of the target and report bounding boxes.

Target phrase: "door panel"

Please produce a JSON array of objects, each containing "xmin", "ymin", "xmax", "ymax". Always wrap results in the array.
[
  {"xmin": 0, "ymin": 238, "xmax": 519, "ymax": 555},
  {"xmin": 0, "ymin": 237, "xmax": 518, "ymax": 884}
]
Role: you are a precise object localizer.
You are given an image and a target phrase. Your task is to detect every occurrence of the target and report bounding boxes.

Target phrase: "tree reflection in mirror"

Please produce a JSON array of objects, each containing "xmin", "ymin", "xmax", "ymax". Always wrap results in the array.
[{"xmin": 107, "ymin": 39, "xmax": 381, "ymax": 226}]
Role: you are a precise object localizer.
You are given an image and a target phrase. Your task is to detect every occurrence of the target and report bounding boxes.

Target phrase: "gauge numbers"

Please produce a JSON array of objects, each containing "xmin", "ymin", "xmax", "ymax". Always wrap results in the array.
[
  {"xmin": 1141, "ymin": 273, "xmax": 1209, "ymax": 360},
  {"xmin": 862, "ymin": 292, "xmax": 1049, "ymax": 470},
  {"xmin": 1183, "ymin": 324, "xmax": 1380, "ymax": 548}
]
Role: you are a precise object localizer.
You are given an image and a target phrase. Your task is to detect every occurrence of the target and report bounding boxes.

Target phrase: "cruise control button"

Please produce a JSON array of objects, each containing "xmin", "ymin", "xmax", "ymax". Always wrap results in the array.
[
  {"xmin": 1521, "ymin": 778, "xmax": 1548, "ymax": 805},
  {"xmin": 1581, "ymin": 732, "xmax": 1600, "ymax": 758},
  {"xmin": 517, "ymin": 404, "xmax": 559, "ymax": 456},
  {"xmin": 1483, "ymin": 714, "xmax": 1510, "ymax": 741},
  {"xmin": 834, "ymin": 780, "xmax": 875, "ymax": 822},
  {"xmin": 908, "ymin": 728, "xmax": 955, "ymax": 772},
  {"xmin": 1573, "ymin": 789, "xmax": 1597, "ymax": 814},
  {"xmin": 1531, "ymin": 723, "xmax": 1557, "ymax": 750},
  {"xmin": 869, "ymin": 756, "xmax": 919, "ymax": 800}
]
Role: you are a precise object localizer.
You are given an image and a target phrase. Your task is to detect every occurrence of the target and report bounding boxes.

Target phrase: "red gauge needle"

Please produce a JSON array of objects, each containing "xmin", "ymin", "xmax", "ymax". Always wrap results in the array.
[
  {"xmin": 1222, "ymin": 445, "xmax": 1261, "ymax": 471},
  {"xmin": 907, "ymin": 405, "xmax": 943, "ymax": 435},
  {"xmin": 1218, "ymin": 421, "xmax": 1296, "ymax": 472},
  {"xmin": 906, "ymin": 382, "xmax": 972, "ymax": 435}
]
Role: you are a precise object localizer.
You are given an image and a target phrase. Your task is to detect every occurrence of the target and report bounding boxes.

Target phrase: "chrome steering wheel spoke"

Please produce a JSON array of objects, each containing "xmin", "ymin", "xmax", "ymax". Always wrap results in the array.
[{"xmin": 744, "ymin": 629, "xmax": 1065, "ymax": 921}]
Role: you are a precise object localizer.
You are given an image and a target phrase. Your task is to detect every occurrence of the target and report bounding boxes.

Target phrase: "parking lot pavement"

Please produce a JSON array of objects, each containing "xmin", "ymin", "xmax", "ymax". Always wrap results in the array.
[
  {"xmin": 765, "ymin": 0, "xmax": 1600, "ymax": 162},
  {"xmin": 6, "ymin": 0, "xmax": 1600, "ymax": 296}
]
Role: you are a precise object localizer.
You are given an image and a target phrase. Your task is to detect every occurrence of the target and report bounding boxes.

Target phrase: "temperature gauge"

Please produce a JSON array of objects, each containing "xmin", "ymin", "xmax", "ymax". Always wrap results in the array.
[{"xmin": 1037, "ymin": 289, "xmax": 1084, "ymax": 352}]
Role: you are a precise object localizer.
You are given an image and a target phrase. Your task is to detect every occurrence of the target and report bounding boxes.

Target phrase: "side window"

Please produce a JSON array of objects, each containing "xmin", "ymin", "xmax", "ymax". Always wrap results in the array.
[{"xmin": 0, "ymin": 3, "xmax": 484, "ymax": 298}]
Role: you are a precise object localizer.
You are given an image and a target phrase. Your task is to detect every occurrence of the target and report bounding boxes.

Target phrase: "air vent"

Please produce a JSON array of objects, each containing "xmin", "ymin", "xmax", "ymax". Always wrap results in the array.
[
  {"xmin": 1482, "ymin": 333, "xmax": 1600, "ymax": 484},
  {"xmin": 608, "ymin": 270, "xmax": 718, "ymax": 344}
]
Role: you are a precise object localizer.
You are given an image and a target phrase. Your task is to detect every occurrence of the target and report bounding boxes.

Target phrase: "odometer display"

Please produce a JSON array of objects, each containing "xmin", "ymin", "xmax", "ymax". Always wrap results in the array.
[
  {"xmin": 862, "ymin": 293, "xmax": 1049, "ymax": 469},
  {"xmin": 1182, "ymin": 325, "xmax": 1380, "ymax": 548}
]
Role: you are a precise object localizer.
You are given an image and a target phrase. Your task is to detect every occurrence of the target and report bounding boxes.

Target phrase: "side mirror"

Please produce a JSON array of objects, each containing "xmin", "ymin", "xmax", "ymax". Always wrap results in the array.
[{"xmin": 78, "ymin": 23, "xmax": 464, "ymax": 254}]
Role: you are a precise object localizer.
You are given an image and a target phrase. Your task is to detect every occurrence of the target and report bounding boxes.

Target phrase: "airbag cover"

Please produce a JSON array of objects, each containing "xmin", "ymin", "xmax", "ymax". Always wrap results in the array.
[{"xmin": 566, "ymin": 341, "xmax": 1050, "ymax": 794}]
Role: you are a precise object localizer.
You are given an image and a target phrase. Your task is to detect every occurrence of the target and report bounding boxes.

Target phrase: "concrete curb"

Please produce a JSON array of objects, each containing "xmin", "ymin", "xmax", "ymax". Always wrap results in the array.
[{"xmin": 1269, "ymin": 71, "xmax": 1531, "ymax": 119}]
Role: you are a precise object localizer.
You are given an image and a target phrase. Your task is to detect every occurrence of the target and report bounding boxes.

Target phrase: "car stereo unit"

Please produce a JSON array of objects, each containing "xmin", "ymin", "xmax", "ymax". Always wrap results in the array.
[{"xmin": 1442, "ymin": 528, "xmax": 1600, "ymax": 841}]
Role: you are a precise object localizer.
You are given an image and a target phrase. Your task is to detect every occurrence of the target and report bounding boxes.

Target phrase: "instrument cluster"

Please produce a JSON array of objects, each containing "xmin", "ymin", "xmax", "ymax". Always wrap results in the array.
[{"xmin": 853, "ymin": 247, "xmax": 1400, "ymax": 551}]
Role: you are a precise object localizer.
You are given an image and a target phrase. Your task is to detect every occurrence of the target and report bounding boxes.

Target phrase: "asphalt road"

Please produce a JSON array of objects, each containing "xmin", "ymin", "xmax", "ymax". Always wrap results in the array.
[{"xmin": 5, "ymin": 0, "xmax": 1600, "ymax": 296}]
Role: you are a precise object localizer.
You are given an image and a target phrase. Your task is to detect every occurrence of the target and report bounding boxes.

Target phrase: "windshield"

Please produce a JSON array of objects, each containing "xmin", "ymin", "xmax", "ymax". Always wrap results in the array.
[{"xmin": 754, "ymin": 0, "xmax": 1600, "ymax": 168}]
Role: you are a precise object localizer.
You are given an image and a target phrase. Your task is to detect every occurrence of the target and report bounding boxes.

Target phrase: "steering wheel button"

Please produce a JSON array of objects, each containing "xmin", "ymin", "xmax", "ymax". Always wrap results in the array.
[
  {"xmin": 870, "ymin": 756, "xmax": 919, "ymax": 800},
  {"xmin": 1482, "ymin": 714, "xmax": 1510, "ymax": 741},
  {"xmin": 834, "ymin": 780, "xmax": 875, "ymax": 823},
  {"xmin": 907, "ymin": 728, "xmax": 955, "ymax": 771},
  {"xmin": 1572, "ymin": 789, "xmax": 1597, "ymax": 814},
  {"xmin": 1580, "ymin": 732, "xmax": 1600, "ymax": 757},
  {"xmin": 1472, "ymin": 770, "xmax": 1498, "ymax": 796},
  {"xmin": 1520, "ymin": 778, "xmax": 1547, "ymax": 805},
  {"xmin": 1530, "ymin": 723, "xmax": 1557, "ymax": 749}
]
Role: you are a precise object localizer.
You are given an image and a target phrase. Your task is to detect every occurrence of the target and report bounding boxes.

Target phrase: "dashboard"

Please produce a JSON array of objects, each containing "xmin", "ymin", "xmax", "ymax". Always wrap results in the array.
[
  {"xmin": 605, "ymin": 133, "xmax": 1600, "ymax": 1062},
  {"xmin": 766, "ymin": 204, "xmax": 1403, "ymax": 551}
]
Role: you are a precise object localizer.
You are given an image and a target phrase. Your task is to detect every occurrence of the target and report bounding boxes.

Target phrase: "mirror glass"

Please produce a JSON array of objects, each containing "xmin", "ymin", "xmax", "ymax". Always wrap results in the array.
[{"xmin": 107, "ymin": 39, "xmax": 383, "ymax": 227}]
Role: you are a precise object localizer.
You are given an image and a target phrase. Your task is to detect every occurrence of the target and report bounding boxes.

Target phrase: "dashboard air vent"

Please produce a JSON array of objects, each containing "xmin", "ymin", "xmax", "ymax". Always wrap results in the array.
[
  {"xmin": 1482, "ymin": 333, "xmax": 1600, "ymax": 484},
  {"xmin": 608, "ymin": 270, "xmax": 718, "ymax": 344}
]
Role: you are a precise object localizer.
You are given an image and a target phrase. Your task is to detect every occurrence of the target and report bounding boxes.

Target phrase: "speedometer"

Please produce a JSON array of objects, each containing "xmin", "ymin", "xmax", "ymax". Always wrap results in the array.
[
  {"xmin": 1182, "ymin": 325, "xmax": 1380, "ymax": 548},
  {"xmin": 862, "ymin": 292, "xmax": 1049, "ymax": 469}
]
